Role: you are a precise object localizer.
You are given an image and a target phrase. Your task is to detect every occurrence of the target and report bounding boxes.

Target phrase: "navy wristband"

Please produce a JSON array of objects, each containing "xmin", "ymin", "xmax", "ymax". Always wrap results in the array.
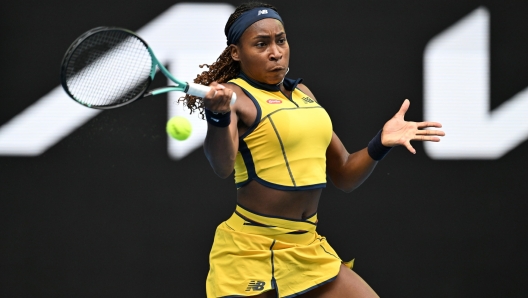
[
  {"xmin": 367, "ymin": 130, "xmax": 393, "ymax": 161},
  {"xmin": 205, "ymin": 109, "xmax": 231, "ymax": 127}
]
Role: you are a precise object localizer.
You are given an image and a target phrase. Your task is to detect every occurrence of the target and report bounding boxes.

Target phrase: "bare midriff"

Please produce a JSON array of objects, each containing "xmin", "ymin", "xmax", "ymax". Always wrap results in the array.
[{"xmin": 236, "ymin": 180, "xmax": 322, "ymax": 220}]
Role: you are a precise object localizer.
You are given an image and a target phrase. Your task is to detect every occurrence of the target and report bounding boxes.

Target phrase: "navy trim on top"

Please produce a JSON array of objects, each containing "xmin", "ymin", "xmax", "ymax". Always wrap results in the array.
[
  {"xmin": 268, "ymin": 116, "xmax": 296, "ymax": 187},
  {"xmin": 236, "ymin": 177, "xmax": 327, "ymax": 192},
  {"xmin": 227, "ymin": 82, "xmax": 262, "ymax": 139},
  {"xmin": 237, "ymin": 138, "xmax": 257, "ymax": 185},
  {"xmin": 254, "ymin": 177, "xmax": 326, "ymax": 192},
  {"xmin": 235, "ymin": 179, "xmax": 251, "ymax": 189},
  {"xmin": 263, "ymin": 106, "xmax": 325, "ymax": 121},
  {"xmin": 230, "ymin": 74, "xmax": 327, "ymax": 192},
  {"xmin": 238, "ymin": 72, "xmax": 303, "ymax": 92}
]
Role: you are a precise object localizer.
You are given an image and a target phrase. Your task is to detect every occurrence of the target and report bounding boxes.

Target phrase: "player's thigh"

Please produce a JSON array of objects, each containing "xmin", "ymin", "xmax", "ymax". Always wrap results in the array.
[{"xmin": 301, "ymin": 264, "xmax": 379, "ymax": 298}]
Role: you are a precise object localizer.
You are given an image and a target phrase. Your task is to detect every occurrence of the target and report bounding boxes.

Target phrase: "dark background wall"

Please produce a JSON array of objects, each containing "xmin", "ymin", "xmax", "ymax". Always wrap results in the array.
[{"xmin": 1, "ymin": 0, "xmax": 527, "ymax": 297}]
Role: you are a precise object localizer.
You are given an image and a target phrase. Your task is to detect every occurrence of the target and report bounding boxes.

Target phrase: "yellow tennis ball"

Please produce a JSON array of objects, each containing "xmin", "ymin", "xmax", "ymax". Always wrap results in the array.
[{"xmin": 166, "ymin": 116, "xmax": 192, "ymax": 141}]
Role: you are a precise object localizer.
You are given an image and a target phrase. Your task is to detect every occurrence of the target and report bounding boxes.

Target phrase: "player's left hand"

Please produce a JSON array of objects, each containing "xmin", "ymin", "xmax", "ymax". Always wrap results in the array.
[{"xmin": 381, "ymin": 99, "xmax": 445, "ymax": 154}]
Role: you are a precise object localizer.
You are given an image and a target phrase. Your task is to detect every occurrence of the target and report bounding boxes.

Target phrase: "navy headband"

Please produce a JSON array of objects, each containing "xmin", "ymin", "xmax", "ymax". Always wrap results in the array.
[{"xmin": 226, "ymin": 7, "xmax": 283, "ymax": 45}]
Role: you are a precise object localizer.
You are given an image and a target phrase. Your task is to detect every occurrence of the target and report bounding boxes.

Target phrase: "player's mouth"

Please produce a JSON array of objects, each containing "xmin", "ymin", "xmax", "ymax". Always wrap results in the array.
[{"xmin": 270, "ymin": 66, "xmax": 285, "ymax": 72}]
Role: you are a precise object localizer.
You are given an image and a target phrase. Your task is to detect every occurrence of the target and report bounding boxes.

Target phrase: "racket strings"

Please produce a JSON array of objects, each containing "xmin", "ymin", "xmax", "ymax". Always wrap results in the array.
[{"xmin": 64, "ymin": 30, "xmax": 152, "ymax": 108}]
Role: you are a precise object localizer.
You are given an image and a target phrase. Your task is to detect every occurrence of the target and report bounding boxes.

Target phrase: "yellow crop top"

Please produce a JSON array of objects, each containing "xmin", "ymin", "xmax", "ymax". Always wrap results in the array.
[{"xmin": 229, "ymin": 74, "xmax": 333, "ymax": 190}]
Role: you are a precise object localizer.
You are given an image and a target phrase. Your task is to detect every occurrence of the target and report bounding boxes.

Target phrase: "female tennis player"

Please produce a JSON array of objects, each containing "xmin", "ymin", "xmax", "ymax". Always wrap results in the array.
[{"xmin": 181, "ymin": 2, "xmax": 444, "ymax": 297}]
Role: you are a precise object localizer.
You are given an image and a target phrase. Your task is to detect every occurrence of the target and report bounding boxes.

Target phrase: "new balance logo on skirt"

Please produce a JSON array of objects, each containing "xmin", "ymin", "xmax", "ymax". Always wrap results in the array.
[{"xmin": 246, "ymin": 281, "xmax": 266, "ymax": 291}]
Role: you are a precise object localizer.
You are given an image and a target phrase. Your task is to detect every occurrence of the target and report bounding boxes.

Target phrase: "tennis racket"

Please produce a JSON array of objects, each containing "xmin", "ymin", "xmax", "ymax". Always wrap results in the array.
[{"xmin": 60, "ymin": 26, "xmax": 236, "ymax": 109}]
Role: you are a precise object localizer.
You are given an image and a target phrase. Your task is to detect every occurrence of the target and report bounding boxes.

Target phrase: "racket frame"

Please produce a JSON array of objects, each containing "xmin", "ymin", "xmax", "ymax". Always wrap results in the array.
[{"xmin": 60, "ymin": 27, "xmax": 235, "ymax": 109}]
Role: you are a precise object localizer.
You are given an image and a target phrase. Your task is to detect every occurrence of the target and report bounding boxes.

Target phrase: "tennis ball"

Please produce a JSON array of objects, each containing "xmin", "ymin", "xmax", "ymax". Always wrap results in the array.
[{"xmin": 166, "ymin": 116, "xmax": 192, "ymax": 141}]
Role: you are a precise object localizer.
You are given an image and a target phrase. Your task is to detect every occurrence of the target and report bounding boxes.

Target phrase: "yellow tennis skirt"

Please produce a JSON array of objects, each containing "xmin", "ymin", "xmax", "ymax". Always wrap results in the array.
[{"xmin": 206, "ymin": 205, "xmax": 353, "ymax": 298}]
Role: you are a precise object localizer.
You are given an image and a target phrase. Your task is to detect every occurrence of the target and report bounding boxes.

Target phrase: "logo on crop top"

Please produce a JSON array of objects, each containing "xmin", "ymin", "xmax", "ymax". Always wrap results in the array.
[
  {"xmin": 267, "ymin": 99, "xmax": 282, "ymax": 104},
  {"xmin": 246, "ymin": 280, "xmax": 266, "ymax": 291},
  {"xmin": 302, "ymin": 96, "xmax": 314, "ymax": 104}
]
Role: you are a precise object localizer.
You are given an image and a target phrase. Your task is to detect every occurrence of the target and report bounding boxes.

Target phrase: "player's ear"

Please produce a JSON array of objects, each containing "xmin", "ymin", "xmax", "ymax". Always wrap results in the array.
[{"xmin": 230, "ymin": 45, "xmax": 240, "ymax": 61}]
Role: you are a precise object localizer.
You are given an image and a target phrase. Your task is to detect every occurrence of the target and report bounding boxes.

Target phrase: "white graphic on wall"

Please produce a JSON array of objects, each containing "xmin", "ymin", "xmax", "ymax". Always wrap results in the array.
[
  {"xmin": 0, "ymin": 3, "xmax": 233, "ymax": 160},
  {"xmin": 4, "ymin": 5, "xmax": 526, "ymax": 160},
  {"xmin": 424, "ymin": 7, "xmax": 528, "ymax": 159}
]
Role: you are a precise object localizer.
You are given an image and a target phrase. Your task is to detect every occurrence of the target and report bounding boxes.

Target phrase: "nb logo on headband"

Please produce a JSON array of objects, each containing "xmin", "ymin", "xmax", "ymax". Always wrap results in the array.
[{"xmin": 258, "ymin": 10, "xmax": 268, "ymax": 15}]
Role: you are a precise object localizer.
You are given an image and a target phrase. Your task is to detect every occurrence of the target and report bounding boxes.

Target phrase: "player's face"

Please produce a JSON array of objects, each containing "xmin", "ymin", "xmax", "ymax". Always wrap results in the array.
[{"xmin": 231, "ymin": 18, "xmax": 290, "ymax": 85}]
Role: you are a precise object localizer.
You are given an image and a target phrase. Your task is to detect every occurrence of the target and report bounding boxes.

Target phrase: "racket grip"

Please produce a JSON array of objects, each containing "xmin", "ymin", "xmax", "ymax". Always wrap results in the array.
[{"xmin": 186, "ymin": 83, "xmax": 237, "ymax": 105}]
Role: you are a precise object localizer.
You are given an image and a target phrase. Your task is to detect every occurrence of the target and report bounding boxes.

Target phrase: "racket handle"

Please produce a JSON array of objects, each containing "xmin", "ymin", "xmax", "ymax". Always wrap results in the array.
[{"xmin": 186, "ymin": 83, "xmax": 237, "ymax": 105}]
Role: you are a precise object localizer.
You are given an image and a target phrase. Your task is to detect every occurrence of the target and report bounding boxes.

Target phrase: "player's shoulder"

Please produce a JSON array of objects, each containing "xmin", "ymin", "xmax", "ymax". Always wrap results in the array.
[
  {"xmin": 296, "ymin": 83, "xmax": 318, "ymax": 102},
  {"xmin": 223, "ymin": 82, "xmax": 252, "ymax": 111},
  {"xmin": 223, "ymin": 82, "xmax": 246, "ymax": 99}
]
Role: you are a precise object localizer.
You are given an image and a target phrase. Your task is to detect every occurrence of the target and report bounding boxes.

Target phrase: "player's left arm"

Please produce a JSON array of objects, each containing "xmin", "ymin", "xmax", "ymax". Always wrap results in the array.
[{"xmin": 297, "ymin": 84, "xmax": 445, "ymax": 193}]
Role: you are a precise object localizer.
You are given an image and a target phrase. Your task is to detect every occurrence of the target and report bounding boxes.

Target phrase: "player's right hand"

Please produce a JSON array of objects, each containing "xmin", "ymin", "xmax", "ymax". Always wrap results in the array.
[{"xmin": 203, "ymin": 82, "xmax": 234, "ymax": 114}]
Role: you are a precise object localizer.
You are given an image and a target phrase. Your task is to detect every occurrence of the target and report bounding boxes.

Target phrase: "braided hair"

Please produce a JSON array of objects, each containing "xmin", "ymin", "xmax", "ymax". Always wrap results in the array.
[{"xmin": 179, "ymin": 2, "xmax": 278, "ymax": 117}]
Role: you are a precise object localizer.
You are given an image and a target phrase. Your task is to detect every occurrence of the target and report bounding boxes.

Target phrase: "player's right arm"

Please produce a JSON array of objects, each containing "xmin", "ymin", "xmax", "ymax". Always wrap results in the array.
[{"xmin": 202, "ymin": 82, "xmax": 240, "ymax": 178}]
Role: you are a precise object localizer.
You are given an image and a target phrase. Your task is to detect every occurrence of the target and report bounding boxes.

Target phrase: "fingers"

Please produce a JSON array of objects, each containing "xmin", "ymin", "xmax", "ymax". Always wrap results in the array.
[
  {"xmin": 203, "ymin": 82, "xmax": 234, "ymax": 113},
  {"xmin": 404, "ymin": 141, "xmax": 416, "ymax": 154},
  {"xmin": 415, "ymin": 121, "xmax": 445, "ymax": 141},
  {"xmin": 415, "ymin": 129, "xmax": 445, "ymax": 137},
  {"xmin": 413, "ymin": 135, "xmax": 442, "ymax": 142},
  {"xmin": 204, "ymin": 84, "xmax": 218, "ymax": 98},
  {"xmin": 417, "ymin": 121, "xmax": 443, "ymax": 128},
  {"xmin": 395, "ymin": 99, "xmax": 410, "ymax": 118}
]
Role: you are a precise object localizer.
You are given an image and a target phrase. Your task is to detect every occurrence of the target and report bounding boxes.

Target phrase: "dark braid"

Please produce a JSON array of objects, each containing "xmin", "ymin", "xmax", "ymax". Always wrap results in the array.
[{"xmin": 179, "ymin": 2, "xmax": 278, "ymax": 117}]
